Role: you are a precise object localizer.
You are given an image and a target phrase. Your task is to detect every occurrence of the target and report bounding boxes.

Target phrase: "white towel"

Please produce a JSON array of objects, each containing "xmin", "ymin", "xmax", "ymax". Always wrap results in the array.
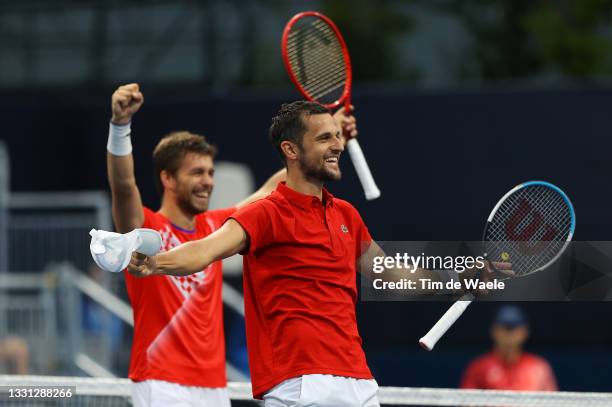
[{"xmin": 89, "ymin": 228, "xmax": 162, "ymax": 273}]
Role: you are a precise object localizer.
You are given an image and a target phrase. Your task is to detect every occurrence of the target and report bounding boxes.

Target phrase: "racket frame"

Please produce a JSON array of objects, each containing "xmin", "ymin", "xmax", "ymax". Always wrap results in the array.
[
  {"xmin": 420, "ymin": 181, "xmax": 576, "ymax": 351},
  {"xmin": 483, "ymin": 180, "xmax": 575, "ymax": 275},
  {"xmin": 281, "ymin": 11, "xmax": 353, "ymax": 110}
]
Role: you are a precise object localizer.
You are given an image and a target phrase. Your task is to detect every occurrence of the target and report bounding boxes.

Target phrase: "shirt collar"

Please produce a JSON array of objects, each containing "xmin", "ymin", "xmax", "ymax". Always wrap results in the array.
[{"xmin": 276, "ymin": 182, "xmax": 334, "ymax": 209}]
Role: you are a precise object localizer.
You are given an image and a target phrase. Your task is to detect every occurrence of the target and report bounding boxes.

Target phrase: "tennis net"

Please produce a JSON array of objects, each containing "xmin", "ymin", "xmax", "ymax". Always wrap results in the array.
[{"xmin": 1, "ymin": 375, "xmax": 611, "ymax": 406}]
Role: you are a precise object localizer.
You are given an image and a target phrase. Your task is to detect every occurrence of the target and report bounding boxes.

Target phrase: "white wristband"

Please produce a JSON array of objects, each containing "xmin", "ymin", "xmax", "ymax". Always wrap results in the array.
[{"xmin": 107, "ymin": 121, "xmax": 132, "ymax": 156}]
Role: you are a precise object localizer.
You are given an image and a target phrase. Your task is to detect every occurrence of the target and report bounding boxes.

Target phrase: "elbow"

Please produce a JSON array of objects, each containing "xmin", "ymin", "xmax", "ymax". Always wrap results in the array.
[
  {"xmin": 111, "ymin": 208, "xmax": 144, "ymax": 232},
  {"xmin": 110, "ymin": 178, "xmax": 137, "ymax": 196}
]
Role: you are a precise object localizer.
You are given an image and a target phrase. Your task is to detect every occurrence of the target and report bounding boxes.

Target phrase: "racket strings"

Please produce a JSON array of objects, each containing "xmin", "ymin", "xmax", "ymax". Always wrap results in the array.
[
  {"xmin": 285, "ymin": 29, "xmax": 345, "ymax": 83},
  {"xmin": 286, "ymin": 34, "xmax": 346, "ymax": 99},
  {"xmin": 286, "ymin": 38, "xmax": 345, "ymax": 90},
  {"xmin": 286, "ymin": 17, "xmax": 347, "ymax": 103},
  {"xmin": 506, "ymin": 188, "xmax": 571, "ymax": 239},
  {"xmin": 490, "ymin": 197, "xmax": 571, "ymax": 245},
  {"xmin": 286, "ymin": 19, "xmax": 345, "ymax": 85},
  {"xmin": 488, "ymin": 187, "xmax": 571, "ymax": 240},
  {"xmin": 486, "ymin": 239, "xmax": 566, "ymax": 276},
  {"xmin": 485, "ymin": 186, "xmax": 572, "ymax": 276}
]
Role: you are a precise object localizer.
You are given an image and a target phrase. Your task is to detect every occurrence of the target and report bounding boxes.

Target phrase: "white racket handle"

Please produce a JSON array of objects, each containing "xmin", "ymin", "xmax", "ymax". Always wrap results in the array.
[
  {"xmin": 346, "ymin": 138, "xmax": 381, "ymax": 200},
  {"xmin": 419, "ymin": 292, "xmax": 475, "ymax": 351}
]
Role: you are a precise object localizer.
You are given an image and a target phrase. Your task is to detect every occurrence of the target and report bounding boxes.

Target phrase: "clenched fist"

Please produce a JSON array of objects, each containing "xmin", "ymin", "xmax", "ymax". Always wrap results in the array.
[
  {"xmin": 333, "ymin": 105, "xmax": 358, "ymax": 141},
  {"xmin": 111, "ymin": 83, "xmax": 144, "ymax": 125}
]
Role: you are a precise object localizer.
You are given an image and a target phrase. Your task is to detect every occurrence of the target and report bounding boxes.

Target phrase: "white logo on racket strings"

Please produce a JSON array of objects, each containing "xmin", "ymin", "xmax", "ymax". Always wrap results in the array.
[{"xmin": 341, "ymin": 224, "xmax": 349, "ymax": 233}]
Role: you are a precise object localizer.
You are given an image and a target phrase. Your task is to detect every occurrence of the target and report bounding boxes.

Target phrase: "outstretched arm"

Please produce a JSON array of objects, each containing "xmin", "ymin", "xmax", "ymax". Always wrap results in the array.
[
  {"xmin": 107, "ymin": 83, "xmax": 145, "ymax": 232},
  {"xmin": 128, "ymin": 219, "xmax": 247, "ymax": 277}
]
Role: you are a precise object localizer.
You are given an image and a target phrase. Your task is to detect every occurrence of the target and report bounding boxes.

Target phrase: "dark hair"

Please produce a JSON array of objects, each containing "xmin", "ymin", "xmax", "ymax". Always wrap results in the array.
[
  {"xmin": 152, "ymin": 131, "xmax": 217, "ymax": 194},
  {"xmin": 269, "ymin": 101, "xmax": 330, "ymax": 164}
]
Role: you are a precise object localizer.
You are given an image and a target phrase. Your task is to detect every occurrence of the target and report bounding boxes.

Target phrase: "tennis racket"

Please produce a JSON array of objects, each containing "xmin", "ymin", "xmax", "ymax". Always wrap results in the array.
[
  {"xmin": 282, "ymin": 11, "xmax": 381, "ymax": 200},
  {"xmin": 419, "ymin": 181, "xmax": 576, "ymax": 351}
]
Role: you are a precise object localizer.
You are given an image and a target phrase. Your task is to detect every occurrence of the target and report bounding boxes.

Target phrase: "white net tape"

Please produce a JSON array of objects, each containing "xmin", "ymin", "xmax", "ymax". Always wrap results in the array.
[{"xmin": 1, "ymin": 376, "xmax": 611, "ymax": 406}]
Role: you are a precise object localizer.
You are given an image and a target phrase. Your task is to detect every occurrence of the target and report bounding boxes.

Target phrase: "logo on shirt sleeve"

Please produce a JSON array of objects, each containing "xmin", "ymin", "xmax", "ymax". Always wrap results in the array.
[{"xmin": 341, "ymin": 224, "xmax": 349, "ymax": 233}]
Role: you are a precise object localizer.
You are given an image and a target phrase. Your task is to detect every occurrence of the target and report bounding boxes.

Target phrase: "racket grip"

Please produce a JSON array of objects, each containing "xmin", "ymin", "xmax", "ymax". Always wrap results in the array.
[
  {"xmin": 419, "ymin": 292, "xmax": 475, "ymax": 351},
  {"xmin": 346, "ymin": 138, "xmax": 381, "ymax": 200}
]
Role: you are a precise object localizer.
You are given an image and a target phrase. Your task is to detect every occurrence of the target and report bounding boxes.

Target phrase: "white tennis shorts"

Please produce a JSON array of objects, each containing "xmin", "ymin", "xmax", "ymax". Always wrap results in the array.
[
  {"xmin": 131, "ymin": 379, "xmax": 230, "ymax": 407},
  {"xmin": 263, "ymin": 374, "xmax": 380, "ymax": 407}
]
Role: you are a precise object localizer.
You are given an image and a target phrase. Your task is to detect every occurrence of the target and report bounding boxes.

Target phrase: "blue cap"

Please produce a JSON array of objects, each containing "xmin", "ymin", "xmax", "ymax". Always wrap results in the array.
[{"xmin": 493, "ymin": 305, "xmax": 528, "ymax": 327}]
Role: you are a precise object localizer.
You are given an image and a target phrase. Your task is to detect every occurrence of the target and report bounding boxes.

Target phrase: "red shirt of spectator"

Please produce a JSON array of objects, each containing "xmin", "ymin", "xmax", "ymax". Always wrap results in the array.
[
  {"xmin": 461, "ymin": 350, "xmax": 558, "ymax": 391},
  {"xmin": 461, "ymin": 305, "xmax": 557, "ymax": 391}
]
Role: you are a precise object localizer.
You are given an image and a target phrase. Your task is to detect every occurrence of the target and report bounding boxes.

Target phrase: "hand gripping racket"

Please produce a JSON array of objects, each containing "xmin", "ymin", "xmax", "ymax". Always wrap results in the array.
[
  {"xmin": 419, "ymin": 181, "xmax": 576, "ymax": 350},
  {"xmin": 282, "ymin": 11, "xmax": 381, "ymax": 200}
]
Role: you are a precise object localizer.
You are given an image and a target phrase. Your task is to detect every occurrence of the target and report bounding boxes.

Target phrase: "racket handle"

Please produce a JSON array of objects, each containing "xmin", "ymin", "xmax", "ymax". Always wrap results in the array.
[
  {"xmin": 419, "ymin": 292, "xmax": 475, "ymax": 351},
  {"xmin": 346, "ymin": 138, "xmax": 381, "ymax": 200}
]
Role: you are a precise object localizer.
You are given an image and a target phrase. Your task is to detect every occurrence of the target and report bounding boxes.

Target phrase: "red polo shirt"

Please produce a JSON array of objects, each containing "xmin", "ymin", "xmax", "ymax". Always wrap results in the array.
[
  {"xmin": 125, "ymin": 207, "xmax": 235, "ymax": 387},
  {"xmin": 230, "ymin": 182, "xmax": 374, "ymax": 399},
  {"xmin": 461, "ymin": 351, "xmax": 558, "ymax": 391}
]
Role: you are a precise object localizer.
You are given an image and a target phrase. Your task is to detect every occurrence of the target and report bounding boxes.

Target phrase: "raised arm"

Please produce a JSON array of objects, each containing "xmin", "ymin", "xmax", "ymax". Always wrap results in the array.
[
  {"xmin": 128, "ymin": 219, "xmax": 247, "ymax": 277},
  {"xmin": 107, "ymin": 83, "xmax": 145, "ymax": 232},
  {"xmin": 333, "ymin": 105, "xmax": 358, "ymax": 141},
  {"xmin": 236, "ymin": 169, "xmax": 286, "ymax": 209}
]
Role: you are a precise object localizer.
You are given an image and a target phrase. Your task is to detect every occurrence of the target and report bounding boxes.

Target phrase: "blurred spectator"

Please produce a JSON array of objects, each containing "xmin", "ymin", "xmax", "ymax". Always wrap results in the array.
[
  {"xmin": 0, "ymin": 336, "xmax": 29, "ymax": 374},
  {"xmin": 461, "ymin": 305, "xmax": 557, "ymax": 391}
]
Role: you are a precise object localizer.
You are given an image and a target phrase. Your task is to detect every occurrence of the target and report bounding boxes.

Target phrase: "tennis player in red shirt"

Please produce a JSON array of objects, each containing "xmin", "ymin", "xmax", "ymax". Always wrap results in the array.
[
  {"xmin": 126, "ymin": 101, "xmax": 494, "ymax": 406},
  {"xmin": 461, "ymin": 305, "xmax": 557, "ymax": 391},
  {"xmin": 107, "ymin": 83, "xmax": 290, "ymax": 407}
]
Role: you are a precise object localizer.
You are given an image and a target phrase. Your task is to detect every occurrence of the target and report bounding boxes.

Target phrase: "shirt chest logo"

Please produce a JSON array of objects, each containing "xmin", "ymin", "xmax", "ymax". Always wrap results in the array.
[{"xmin": 340, "ymin": 224, "xmax": 349, "ymax": 233}]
